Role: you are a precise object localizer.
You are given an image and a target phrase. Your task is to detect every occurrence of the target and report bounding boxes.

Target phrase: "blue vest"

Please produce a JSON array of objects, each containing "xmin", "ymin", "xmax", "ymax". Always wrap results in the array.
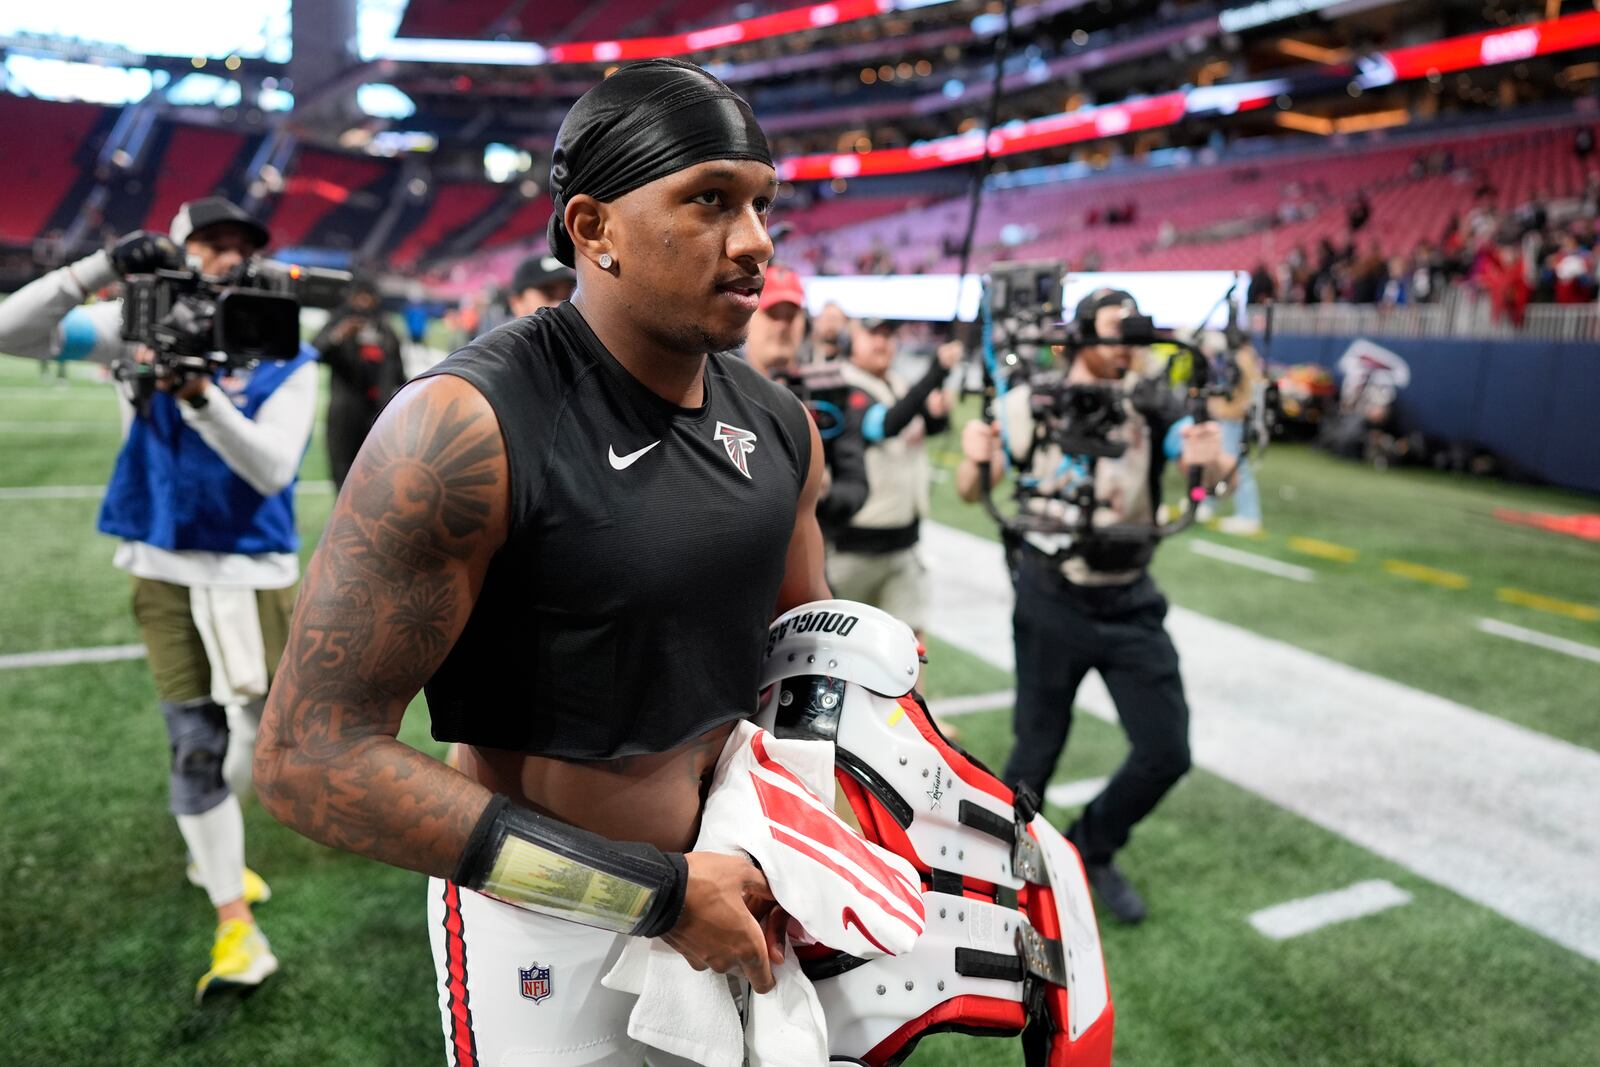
[{"xmin": 98, "ymin": 346, "xmax": 316, "ymax": 555}]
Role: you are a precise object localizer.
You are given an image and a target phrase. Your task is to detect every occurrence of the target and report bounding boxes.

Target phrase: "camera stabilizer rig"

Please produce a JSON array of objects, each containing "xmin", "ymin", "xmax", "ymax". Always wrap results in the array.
[{"xmin": 970, "ymin": 261, "xmax": 1271, "ymax": 567}]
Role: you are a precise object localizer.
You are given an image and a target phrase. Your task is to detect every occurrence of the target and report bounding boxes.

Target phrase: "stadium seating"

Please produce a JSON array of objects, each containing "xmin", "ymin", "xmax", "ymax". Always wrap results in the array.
[
  {"xmin": 389, "ymin": 182, "xmax": 507, "ymax": 267},
  {"xmin": 482, "ymin": 193, "xmax": 553, "ymax": 248},
  {"xmin": 140, "ymin": 125, "xmax": 252, "ymax": 235},
  {"xmin": 0, "ymin": 96, "xmax": 106, "ymax": 244},
  {"xmin": 782, "ymin": 119, "xmax": 1599, "ymax": 276},
  {"xmin": 265, "ymin": 148, "xmax": 392, "ymax": 249}
]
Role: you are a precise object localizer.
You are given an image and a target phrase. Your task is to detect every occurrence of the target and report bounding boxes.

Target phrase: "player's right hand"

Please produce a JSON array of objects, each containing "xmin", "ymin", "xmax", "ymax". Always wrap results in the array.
[
  {"xmin": 961, "ymin": 418, "xmax": 1001, "ymax": 464},
  {"xmin": 111, "ymin": 230, "xmax": 183, "ymax": 277},
  {"xmin": 665, "ymin": 851, "xmax": 783, "ymax": 994}
]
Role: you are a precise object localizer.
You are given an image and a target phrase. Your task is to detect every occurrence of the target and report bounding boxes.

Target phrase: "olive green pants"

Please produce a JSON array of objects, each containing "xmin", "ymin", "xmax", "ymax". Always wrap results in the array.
[{"xmin": 130, "ymin": 576, "xmax": 297, "ymax": 703}]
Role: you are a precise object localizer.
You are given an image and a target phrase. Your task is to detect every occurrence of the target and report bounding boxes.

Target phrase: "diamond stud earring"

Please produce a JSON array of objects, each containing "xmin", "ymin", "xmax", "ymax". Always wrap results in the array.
[{"xmin": 598, "ymin": 253, "xmax": 614, "ymax": 269}]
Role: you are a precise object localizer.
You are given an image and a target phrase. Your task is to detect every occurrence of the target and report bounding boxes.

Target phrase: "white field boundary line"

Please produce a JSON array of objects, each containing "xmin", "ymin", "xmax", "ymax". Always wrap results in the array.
[
  {"xmin": 923, "ymin": 521, "xmax": 1600, "ymax": 964},
  {"xmin": 1476, "ymin": 618, "xmax": 1600, "ymax": 665},
  {"xmin": 1248, "ymin": 880, "xmax": 1413, "ymax": 940},
  {"xmin": 0, "ymin": 481, "xmax": 336, "ymax": 501},
  {"xmin": 0, "ymin": 644, "xmax": 145, "ymax": 670},
  {"xmin": 928, "ymin": 689, "xmax": 1016, "ymax": 717},
  {"xmin": 1189, "ymin": 539, "xmax": 1317, "ymax": 582},
  {"xmin": 1044, "ymin": 777, "xmax": 1110, "ymax": 810}
]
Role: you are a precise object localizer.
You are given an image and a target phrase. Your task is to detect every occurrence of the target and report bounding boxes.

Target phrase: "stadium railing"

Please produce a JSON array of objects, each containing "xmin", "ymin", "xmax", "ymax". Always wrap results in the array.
[{"xmin": 1254, "ymin": 293, "xmax": 1600, "ymax": 343}]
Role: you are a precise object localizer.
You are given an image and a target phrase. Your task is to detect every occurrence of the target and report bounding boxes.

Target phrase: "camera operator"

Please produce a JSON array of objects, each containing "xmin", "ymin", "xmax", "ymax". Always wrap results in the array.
[
  {"xmin": 507, "ymin": 252, "xmax": 576, "ymax": 316},
  {"xmin": 825, "ymin": 318, "xmax": 962, "ymax": 643},
  {"xmin": 742, "ymin": 265, "xmax": 868, "ymax": 525},
  {"xmin": 312, "ymin": 278, "xmax": 406, "ymax": 492},
  {"xmin": 954, "ymin": 289, "xmax": 1231, "ymax": 924},
  {"xmin": 0, "ymin": 197, "xmax": 316, "ymax": 995},
  {"xmin": 811, "ymin": 299, "xmax": 850, "ymax": 362}
]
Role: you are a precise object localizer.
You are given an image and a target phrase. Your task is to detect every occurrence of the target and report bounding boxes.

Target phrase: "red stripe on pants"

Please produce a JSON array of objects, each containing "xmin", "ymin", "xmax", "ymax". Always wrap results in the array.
[{"xmin": 442, "ymin": 881, "xmax": 478, "ymax": 1067}]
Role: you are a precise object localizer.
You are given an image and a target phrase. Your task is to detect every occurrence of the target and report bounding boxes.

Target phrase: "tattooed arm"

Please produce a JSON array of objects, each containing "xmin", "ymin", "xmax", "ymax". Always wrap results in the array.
[{"xmin": 254, "ymin": 374, "xmax": 507, "ymax": 875}]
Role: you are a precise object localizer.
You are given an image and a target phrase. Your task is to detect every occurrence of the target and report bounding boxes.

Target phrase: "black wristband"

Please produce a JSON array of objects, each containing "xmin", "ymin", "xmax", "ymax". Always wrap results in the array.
[{"xmin": 452, "ymin": 794, "xmax": 687, "ymax": 938}]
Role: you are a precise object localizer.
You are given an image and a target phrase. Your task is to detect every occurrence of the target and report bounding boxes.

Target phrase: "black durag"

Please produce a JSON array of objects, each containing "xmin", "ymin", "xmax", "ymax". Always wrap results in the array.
[{"xmin": 546, "ymin": 58, "xmax": 773, "ymax": 267}]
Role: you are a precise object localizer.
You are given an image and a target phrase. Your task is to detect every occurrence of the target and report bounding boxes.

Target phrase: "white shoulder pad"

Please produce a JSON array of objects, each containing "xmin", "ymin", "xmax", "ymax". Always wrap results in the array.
[{"xmin": 762, "ymin": 599, "xmax": 920, "ymax": 698}]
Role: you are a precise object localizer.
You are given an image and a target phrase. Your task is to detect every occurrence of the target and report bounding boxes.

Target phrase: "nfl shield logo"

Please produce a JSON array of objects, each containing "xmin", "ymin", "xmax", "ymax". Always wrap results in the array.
[{"xmin": 519, "ymin": 962, "xmax": 552, "ymax": 1004}]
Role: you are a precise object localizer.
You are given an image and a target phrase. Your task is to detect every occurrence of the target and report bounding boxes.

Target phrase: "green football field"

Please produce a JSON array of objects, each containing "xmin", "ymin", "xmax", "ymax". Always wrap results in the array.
[{"xmin": 1, "ymin": 354, "xmax": 1597, "ymax": 1066}]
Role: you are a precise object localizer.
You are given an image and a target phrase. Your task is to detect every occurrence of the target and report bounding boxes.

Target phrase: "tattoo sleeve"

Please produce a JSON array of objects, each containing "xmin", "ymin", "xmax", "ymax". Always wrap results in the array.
[{"xmin": 255, "ymin": 377, "xmax": 509, "ymax": 877}]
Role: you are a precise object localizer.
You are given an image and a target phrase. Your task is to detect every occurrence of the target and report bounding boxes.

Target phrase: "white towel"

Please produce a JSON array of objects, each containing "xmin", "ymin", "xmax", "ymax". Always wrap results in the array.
[
  {"xmin": 189, "ymin": 585, "xmax": 268, "ymax": 707},
  {"xmin": 603, "ymin": 720, "xmax": 922, "ymax": 1067}
]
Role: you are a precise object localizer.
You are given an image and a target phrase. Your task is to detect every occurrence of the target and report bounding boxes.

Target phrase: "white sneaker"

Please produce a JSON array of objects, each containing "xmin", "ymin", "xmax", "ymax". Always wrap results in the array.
[{"xmin": 1217, "ymin": 516, "xmax": 1263, "ymax": 536}]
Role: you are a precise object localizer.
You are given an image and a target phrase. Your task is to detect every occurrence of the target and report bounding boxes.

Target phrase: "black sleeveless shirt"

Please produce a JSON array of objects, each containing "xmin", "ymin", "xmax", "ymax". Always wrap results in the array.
[{"xmin": 417, "ymin": 302, "xmax": 811, "ymax": 760}]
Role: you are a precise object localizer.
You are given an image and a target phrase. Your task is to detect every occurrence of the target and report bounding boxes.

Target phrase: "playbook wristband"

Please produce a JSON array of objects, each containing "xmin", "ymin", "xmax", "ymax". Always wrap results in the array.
[{"xmin": 452, "ymin": 795, "xmax": 688, "ymax": 938}]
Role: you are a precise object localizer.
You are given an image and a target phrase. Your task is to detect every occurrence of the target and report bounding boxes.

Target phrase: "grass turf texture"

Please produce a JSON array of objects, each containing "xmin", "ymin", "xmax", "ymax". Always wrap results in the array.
[{"xmin": 2, "ymin": 356, "xmax": 1598, "ymax": 1064}]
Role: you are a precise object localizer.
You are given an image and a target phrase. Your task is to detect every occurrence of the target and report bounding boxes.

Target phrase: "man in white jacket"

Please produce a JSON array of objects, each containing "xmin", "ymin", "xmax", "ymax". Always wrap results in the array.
[{"xmin": 0, "ymin": 197, "xmax": 317, "ymax": 999}]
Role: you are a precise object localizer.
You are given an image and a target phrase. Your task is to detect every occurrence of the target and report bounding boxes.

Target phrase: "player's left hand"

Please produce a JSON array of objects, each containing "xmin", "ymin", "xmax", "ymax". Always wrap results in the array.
[{"xmin": 1179, "ymin": 421, "xmax": 1223, "ymax": 469}]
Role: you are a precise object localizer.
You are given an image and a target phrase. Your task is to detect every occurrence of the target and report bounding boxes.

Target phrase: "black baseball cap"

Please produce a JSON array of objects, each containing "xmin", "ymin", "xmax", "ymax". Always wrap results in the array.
[
  {"xmin": 1072, "ymin": 288, "xmax": 1139, "ymax": 333},
  {"xmin": 857, "ymin": 316, "xmax": 901, "ymax": 332},
  {"xmin": 169, "ymin": 197, "xmax": 271, "ymax": 250},
  {"xmin": 512, "ymin": 254, "xmax": 576, "ymax": 295}
]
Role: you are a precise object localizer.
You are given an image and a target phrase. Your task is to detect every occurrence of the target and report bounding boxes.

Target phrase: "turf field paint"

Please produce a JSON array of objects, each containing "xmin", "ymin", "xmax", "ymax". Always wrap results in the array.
[
  {"xmin": 1475, "ymin": 618, "xmax": 1600, "ymax": 665},
  {"xmin": 1044, "ymin": 777, "xmax": 1110, "ymax": 810},
  {"xmin": 1496, "ymin": 587, "xmax": 1600, "ymax": 622},
  {"xmin": 1287, "ymin": 536, "xmax": 1359, "ymax": 563},
  {"xmin": 1383, "ymin": 559, "xmax": 1470, "ymax": 589},
  {"xmin": 1248, "ymin": 880, "xmax": 1413, "ymax": 940},
  {"xmin": 924, "ymin": 521, "xmax": 1600, "ymax": 964},
  {"xmin": 0, "ymin": 643, "xmax": 145, "ymax": 670},
  {"xmin": 1188, "ymin": 540, "xmax": 1317, "ymax": 582},
  {"xmin": 927, "ymin": 689, "xmax": 1016, "ymax": 717}
]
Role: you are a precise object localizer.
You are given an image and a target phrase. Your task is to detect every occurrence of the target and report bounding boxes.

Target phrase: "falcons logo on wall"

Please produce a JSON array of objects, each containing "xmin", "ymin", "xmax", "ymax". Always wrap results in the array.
[{"xmin": 713, "ymin": 421, "xmax": 758, "ymax": 479}]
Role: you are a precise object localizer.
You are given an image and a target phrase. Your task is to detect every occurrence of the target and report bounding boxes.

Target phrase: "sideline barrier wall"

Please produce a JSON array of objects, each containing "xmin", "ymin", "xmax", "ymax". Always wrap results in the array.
[{"xmin": 1263, "ymin": 334, "xmax": 1600, "ymax": 494}]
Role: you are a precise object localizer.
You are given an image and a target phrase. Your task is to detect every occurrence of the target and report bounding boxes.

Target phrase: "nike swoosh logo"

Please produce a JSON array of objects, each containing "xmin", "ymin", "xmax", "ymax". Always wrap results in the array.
[
  {"xmin": 841, "ymin": 906, "xmax": 893, "ymax": 955},
  {"xmin": 608, "ymin": 441, "xmax": 660, "ymax": 470}
]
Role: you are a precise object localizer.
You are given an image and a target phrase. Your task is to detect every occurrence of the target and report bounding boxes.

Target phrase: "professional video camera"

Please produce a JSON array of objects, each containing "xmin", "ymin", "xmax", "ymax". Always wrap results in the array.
[
  {"xmin": 973, "ymin": 260, "xmax": 1270, "ymax": 563},
  {"xmin": 118, "ymin": 257, "xmax": 352, "ymax": 384}
]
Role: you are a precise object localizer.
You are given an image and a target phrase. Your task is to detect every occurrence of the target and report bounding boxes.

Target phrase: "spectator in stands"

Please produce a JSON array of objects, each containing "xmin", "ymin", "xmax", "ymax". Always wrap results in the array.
[
  {"xmin": 1551, "ymin": 233, "xmax": 1595, "ymax": 304},
  {"xmin": 825, "ymin": 319, "xmax": 960, "ymax": 648},
  {"xmin": 0, "ymin": 197, "xmax": 311, "ymax": 998},
  {"xmin": 743, "ymin": 266, "xmax": 868, "ymax": 527},
  {"xmin": 1347, "ymin": 192, "xmax": 1371, "ymax": 233},
  {"xmin": 313, "ymin": 278, "xmax": 406, "ymax": 492},
  {"xmin": 507, "ymin": 253, "xmax": 576, "ymax": 316},
  {"xmin": 1575, "ymin": 126, "xmax": 1595, "ymax": 163}
]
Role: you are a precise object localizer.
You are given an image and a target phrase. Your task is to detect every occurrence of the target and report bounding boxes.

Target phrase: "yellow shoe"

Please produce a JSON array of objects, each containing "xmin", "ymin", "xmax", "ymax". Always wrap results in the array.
[
  {"xmin": 195, "ymin": 919, "xmax": 278, "ymax": 1002},
  {"xmin": 186, "ymin": 864, "xmax": 272, "ymax": 906}
]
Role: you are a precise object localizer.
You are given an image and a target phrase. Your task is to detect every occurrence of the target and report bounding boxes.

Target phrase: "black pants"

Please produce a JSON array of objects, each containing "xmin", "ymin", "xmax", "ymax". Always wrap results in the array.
[
  {"xmin": 1003, "ymin": 561, "xmax": 1191, "ymax": 863},
  {"xmin": 327, "ymin": 394, "xmax": 380, "ymax": 492}
]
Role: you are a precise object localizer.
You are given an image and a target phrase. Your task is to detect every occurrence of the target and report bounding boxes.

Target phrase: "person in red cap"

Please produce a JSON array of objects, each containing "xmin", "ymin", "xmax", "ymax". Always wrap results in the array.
[{"xmin": 744, "ymin": 265, "xmax": 869, "ymax": 526}]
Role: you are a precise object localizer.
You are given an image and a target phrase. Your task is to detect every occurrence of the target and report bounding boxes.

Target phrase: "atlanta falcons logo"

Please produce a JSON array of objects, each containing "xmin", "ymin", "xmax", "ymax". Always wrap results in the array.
[{"xmin": 713, "ymin": 421, "xmax": 758, "ymax": 479}]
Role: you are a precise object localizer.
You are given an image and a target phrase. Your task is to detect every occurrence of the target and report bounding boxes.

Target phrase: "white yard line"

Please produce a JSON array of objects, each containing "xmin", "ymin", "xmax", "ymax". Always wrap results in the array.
[
  {"xmin": 1248, "ymin": 880, "xmax": 1413, "ymax": 940},
  {"xmin": 927, "ymin": 689, "xmax": 1015, "ymax": 717},
  {"xmin": 0, "ymin": 480, "xmax": 335, "ymax": 501},
  {"xmin": 0, "ymin": 484, "xmax": 105, "ymax": 500},
  {"xmin": 0, "ymin": 644, "xmax": 145, "ymax": 670},
  {"xmin": 923, "ymin": 521, "xmax": 1600, "ymax": 964},
  {"xmin": 1044, "ymin": 777, "xmax": 1110, "ymax": 810},
  {"xmin": 0, "ymin": 421, "xmax": 121, "ymax": 433},
  {"xmin": 1476, "ymin": 618, "xmax": 1600, "ymax": 665},
  {"xmin": 1188, "ymin": 539, "xmax": 1317, "ymax": 582}
]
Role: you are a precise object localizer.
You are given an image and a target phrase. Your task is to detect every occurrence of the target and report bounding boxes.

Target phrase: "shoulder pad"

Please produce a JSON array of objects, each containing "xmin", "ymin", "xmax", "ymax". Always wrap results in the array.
[{"xmin": 762, "ymin": 599, "xmax": 920, "ymax": 697}]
